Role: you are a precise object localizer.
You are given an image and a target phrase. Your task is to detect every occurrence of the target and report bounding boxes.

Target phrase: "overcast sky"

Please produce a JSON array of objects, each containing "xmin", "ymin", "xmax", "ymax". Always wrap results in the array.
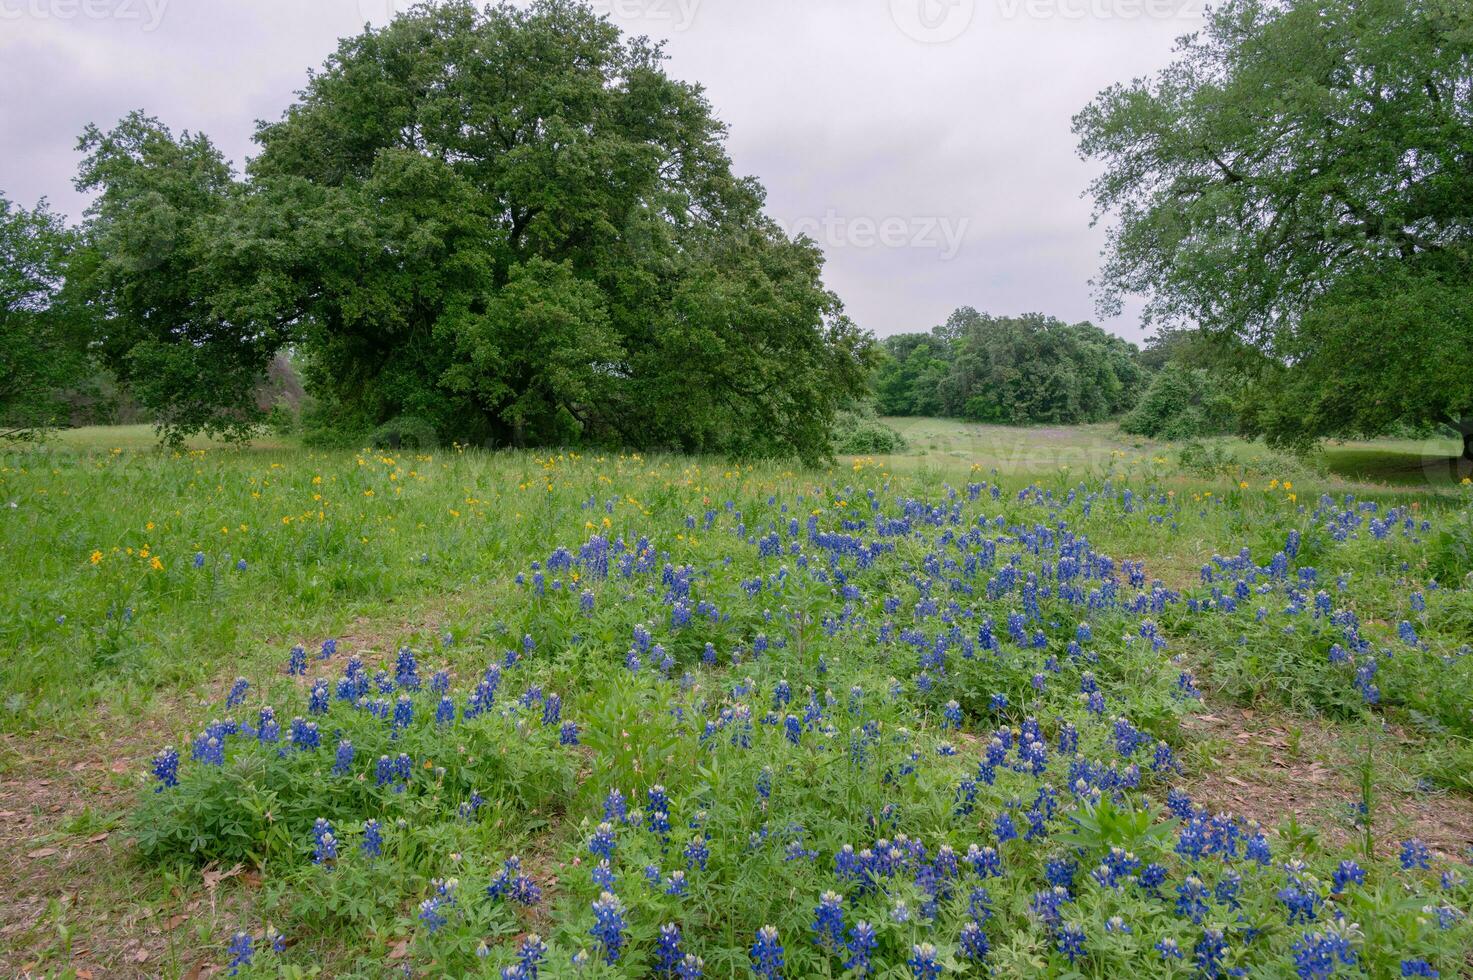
[{"xmin": 0, "ymin": 0, "xmax": 1207, "ymax": 342}]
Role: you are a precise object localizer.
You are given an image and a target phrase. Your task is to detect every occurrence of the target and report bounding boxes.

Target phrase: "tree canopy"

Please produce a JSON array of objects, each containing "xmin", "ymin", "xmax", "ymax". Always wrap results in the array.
[
  {"xmin": 875, "ymin": 308, "xmax": 1146, "ymax": 425},
  {"xmin": 0, "ymin": 194, "xmax": 92, "ymax": 438},
  {"xmin": 72, "ymin": 0, "xmax": 870, "ymax": 460},
  {"xmin": 1075, "ymin": 0, "xmax": 1473, "ymax": 455}
]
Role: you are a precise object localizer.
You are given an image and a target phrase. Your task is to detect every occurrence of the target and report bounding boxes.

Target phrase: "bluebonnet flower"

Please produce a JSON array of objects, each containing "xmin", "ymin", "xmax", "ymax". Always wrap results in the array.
[
  {"xmin": 1156, "ymin": 937, "xmax": 1182, "ymax": 960},
  {"xmin": 192, "ymin": 551, "xmax": 206, "ymax": 569},
  {"xmin": 289, "ymin": 716, "xmax": 319, "ymax": 750},
  {"xmin": 151, "ymin": 746, "xmax": 179, "ymax": 790},
  {"xmin": 845, "ymin": 921, "xmax": 878, "ymax": 974},
  {"xmin": 287, "ymin": 645, "xmax": 306, "ymax": 676},
  {"xmin": 604, "ymin": 788, "xmax": 627, "ymax": 822},
  {"xmin": 560, "ymin": 721, "xmax": 580, "ymax": 744},
  {"xmin": 1194, "ymin": 928, "xmax": 1228, "ymax": 978},
  {"xmin": 1056, "ymin": 924, "xmax": 1087, "ymax": 964},
  {"xmin": 656, "ymin": 923, "xmax": 684, "ymax": 975},
  {"xmin": 435, "ymin": 695, "xmax": 455, "ymax": 725},
  {"xmin": 361, "ymin": 819, "xmax": 382, "ymax": 858},
  {"xmin": 319, "ymin": 638, "xmax": 336, "ymax": 659},
  {"xmin": 226, "ymin": 932, "xmax": 253, "ymax": 975},
  {"xmin": 967, "ymin": 844, "xmax": 1003, "ymax": 878},
  {"xmin": 1332, "ymin": 860, "xmax": 1365, "ymax": 892},
  {"xmin": 812, "ymin": 891, "xmax": 845, "ymax": 950},
  {"xmin": 308, "ymin": 679, "xmax": 329, "ymax": 715},
  {"xmin": 1402, "ymin": 960, "xmax": 1439, "ymax": 977},
  {"xmin": 312, "ymin": 819, "xmax": 337, "ymax": 866},
  {"xmin": 942, "ymin": 700, "xmax": 962, "ymax": 729},
  {"xmin": 665, "ymin": 870, "xmax": 688, "ymax": 896},
  {"xmin": 1401, "ymin": 838, "xmax": 1431, "ymax": 870},
  {"xmin": 685, "ymin": 836, "xmax": 709, "ymax": 871},
  {"xmin": 909, "ymin": 942, "xmax": 942, "ymax": 978},
  {"xmin": 192, "ymin": 733, "xmax": 224, "ymax": 766},
  {"xmin": 591, "ymin": 859, "xmax": 616, "ymax": 889},
  {"xmin": 1030, "ymin": 887, "xmax": 1069, "ymax": 928},
  {"xmin": 256, "ymin": 707, "xmax": 280, "ymax": 744},
  {"xmin": 418, "ymin": 895, "xmax": 448, "ymax": 932},
  {"xmin": 750, "ymin": 925, "xmax": 784, "ymax": 979},
  {"xmin": 488, "ymin": 856, "xmax": 541, "ymax": 905},
  {"xmin": 1278, "ymin": 881, "xmax": 1320, "ymax": 924},
  {"xmin": 589, "ymin": 823, "xmax": 616, "ymax": 860},
  {"xmin": 516, "ymin": 934, "xmax": 547, "ymax": 978},
  {"xmin": 959, "ymin": 921, "xmax": 989, "ymax": 962},
  {"xmin": 394, "ymin": 647, "xmax": 419, "ymax": 690},
  {"xmin": 994, "ymin": 812, "xmax": 1018, "ymax": 844},
  {"xmin": 226, "ymin": 677, "xmax": 249, "ymax": 708},
  {"xmin": 590, "ymin": 892, "xmax": 626, "ymax": 963},
  {"xmin": 1176, "ymin": 876, "xmax": 1210, "ymax": 923},
  {"xmin": 1291, "ymin": 929, "xmax": 1357, "ymax": 979},
  {"xmin": 392, "ymin": 694, "xmax": 413, "ymax": 732}
]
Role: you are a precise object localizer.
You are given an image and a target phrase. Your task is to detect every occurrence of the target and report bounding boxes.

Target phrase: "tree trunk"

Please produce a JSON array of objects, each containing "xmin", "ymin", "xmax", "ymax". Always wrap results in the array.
[{"xmin": 1464, "ymin": 428, "xmax": 1473, "ymax": 462}]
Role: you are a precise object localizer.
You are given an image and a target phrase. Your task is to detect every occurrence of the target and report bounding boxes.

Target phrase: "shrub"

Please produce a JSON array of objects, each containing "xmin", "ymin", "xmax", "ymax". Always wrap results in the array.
[
  {"xmin": 1121, "ymin": 364, "xmax": 1235, "ymax": 440},
  {"xmin": 830, "ymin": 408, "xmax": 907, "ymax": 454},
  {"xmin": 369, "ymin": 415, "xmax": 440, "ymax": 451}
]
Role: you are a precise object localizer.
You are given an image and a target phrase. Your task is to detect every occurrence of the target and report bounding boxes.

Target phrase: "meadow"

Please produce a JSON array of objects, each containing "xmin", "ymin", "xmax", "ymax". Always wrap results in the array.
[{"xmin": 2, "ymin": 421, "xmax": 1472, "ymax": 978}]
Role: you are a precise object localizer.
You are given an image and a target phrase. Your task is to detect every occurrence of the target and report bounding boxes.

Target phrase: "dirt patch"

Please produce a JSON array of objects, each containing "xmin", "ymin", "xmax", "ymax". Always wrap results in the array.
[
  {"xmin": 0, "ymin": 723, "xmax": 265, "ymax": 978},
  {"xmin": 1178, "ymin": 703, "xmax": 1473, "ymax": 861}
]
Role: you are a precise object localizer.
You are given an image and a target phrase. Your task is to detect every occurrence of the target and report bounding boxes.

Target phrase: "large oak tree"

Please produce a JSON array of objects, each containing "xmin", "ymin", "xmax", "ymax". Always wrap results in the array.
[
  {"xmin": 76, "ymin": 0, "xmax": 870, "ymax": 460},
  {"xmin": 1075, "ymin": 0, "xmax": 1473, "ymax": 458}
]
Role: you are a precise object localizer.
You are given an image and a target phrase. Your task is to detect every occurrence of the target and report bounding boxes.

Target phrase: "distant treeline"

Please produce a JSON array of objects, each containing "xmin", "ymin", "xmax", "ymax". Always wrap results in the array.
[{"xmin": 874, "ymin": 308, "xmax": 1148, "ymax": 426}]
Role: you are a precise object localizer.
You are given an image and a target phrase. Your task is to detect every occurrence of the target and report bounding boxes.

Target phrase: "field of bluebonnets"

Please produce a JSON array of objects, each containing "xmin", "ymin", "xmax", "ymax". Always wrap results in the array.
[{"xmin": 3, "ymin": 425, "xmax": 1473, "ymax": 978}]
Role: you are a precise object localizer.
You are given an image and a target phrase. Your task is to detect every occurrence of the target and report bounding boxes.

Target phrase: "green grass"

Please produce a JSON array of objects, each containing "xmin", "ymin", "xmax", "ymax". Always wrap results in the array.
[
  {"xmin": 877, "ymin": 416, "xmax": 1470, "ymax": 494},
  {"xmin": 3, "ymin": 420, "xmax": 1472, "ymax": 978}
]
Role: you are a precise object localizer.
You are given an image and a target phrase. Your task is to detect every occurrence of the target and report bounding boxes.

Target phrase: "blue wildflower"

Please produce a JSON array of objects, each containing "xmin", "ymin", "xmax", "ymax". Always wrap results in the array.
[{"xmin": 750, "ymin": 925, "xmax": 784, "ymax": 979}]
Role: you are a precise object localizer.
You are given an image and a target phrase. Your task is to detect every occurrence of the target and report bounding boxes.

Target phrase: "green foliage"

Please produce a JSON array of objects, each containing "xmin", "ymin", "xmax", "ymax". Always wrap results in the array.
[
  {"xmin": 0, "ymin": 194, "xmax": 92, "ymax": 439},
  {"xmin": 368, "ymin": 415, "xmax": 439, "ymax": 451},
  {"xmin": 875, "ymin": 307, "xmax": 1146, "ymax": 425},
  {"xmin": 72, "ymin": 1, "xmax": 871, "ymax": 462},
  {"xmin": 1121, "ymin": 364, "xmax": 1236, "ymax": 440},
  {"xmin": 132, "ymin": 699, "xmax": 575, "ymax": 867},
  {"xmin": 1077, "ymin": 0, "xmax": 1473, "ymax": 450},
  {"xmin": 70, "ymin": 113, "xmax": 280, "ymax": 445},
  {"xmin": 1428, "ymin": 489, "xmax": 1473, "ymax": 585},
  {"xmin": 829, "ymin": 405, "xmax": 907, "ymax": 454},
  {"xmin": 1240, "ymin": 250, "xmax": 1473, "ymax": 456}
]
